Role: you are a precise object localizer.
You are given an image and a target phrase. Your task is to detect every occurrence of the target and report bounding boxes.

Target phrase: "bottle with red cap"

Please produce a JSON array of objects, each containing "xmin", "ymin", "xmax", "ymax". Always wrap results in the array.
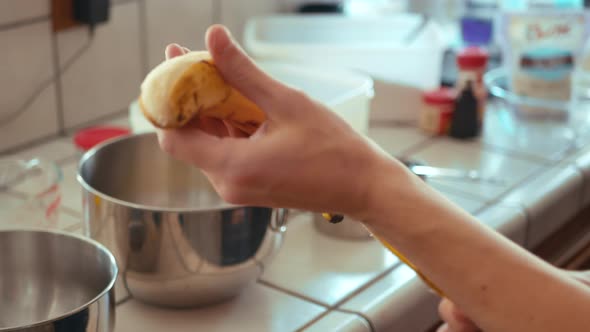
[
  {"xmin": 419, "ymin": 87, "xmax": 456, "ymax": 136},
  {"xmin": 456, "ymin": 46, "xmax": 489, "ymax": 125}
]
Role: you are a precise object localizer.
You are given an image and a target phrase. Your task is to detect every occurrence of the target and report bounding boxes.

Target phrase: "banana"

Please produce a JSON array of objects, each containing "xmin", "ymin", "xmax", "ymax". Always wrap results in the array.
[{"xmin": 139, "ymin": 51, "xmax": 266, "ymax": 135}]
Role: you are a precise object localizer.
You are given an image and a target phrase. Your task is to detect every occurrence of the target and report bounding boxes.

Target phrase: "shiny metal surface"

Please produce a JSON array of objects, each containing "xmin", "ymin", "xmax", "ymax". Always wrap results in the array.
[
  {"xmin": 0, "ymin": 230, "xmax": 117, "ymax": 332},
  {"xmin": 77, "ymin": 133, "xmax": 287, "ymax": 308},
  {"xmin": 408, "ymin": 165, "xmax": 505, "ymax": 184}
]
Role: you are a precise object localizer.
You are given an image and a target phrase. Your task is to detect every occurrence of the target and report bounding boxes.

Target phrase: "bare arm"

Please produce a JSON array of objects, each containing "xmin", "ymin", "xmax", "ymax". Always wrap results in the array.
[
  {"xmin": 363, "ymin": 158, "xmax": 590, "ymax": 332},
  {"xmin": 156, "ymin": 25, "xmax": 590, "ymax": 332}
]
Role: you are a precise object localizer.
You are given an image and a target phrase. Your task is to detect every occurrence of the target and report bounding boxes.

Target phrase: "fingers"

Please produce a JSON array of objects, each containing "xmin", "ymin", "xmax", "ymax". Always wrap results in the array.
[
  {"xmin": 438, "ymin": 299, "xmax": 480, "ymax": 332},
  {"xmin": 194, "ymin": 117, "xmax": 230, "ymax": 137},
  {"xmin": 223, "ymin": 120, "xmax": 250, "ymax": 138},
  {"xmin": 165, "ymin": 43, "xmax": 187, "ymax": 60},
  {"xmin": 205, "ymin": 24, "xmax": 288, "ymax": 112},
  {"xmin": 156, "ymin": 127, "xmax": 242, "ymax": 171}
]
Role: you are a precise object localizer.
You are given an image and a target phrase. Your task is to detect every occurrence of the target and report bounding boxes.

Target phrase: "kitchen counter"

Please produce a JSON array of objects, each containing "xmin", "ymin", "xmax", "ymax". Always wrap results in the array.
[{"xmin": 3, "ymin": 101, "xmax": 590, "ymax": 332}]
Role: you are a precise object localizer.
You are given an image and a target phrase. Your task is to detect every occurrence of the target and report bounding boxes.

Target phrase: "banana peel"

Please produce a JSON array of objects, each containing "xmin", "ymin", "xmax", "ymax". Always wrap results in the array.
[{"xmin": 139, "ymin": 51, "xmax": 266, "ymax": 135}]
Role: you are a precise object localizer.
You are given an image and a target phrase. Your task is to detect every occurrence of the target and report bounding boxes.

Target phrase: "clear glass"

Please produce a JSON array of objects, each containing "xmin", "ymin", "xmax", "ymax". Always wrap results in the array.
[
  {"xmin": 483, "ymin": 67, "xmax": 590, "ymax": 153},
  {"xmin": 0, "ymin": 158, "xmax": 63, "ymax": 230}
]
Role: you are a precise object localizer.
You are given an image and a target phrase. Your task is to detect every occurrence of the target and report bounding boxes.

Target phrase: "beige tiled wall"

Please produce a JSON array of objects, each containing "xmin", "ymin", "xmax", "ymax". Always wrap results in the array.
[{"xmin": 0, "ymin": 0, "xmax": 278, "ymax": 153}]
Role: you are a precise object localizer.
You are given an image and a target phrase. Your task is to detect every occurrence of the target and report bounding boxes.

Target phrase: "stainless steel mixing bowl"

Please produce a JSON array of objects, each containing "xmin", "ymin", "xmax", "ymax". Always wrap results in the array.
[
  {"xmin": 77, "ymin": 132, "xmax": 287, "ymax": 308},
  {"xmin": 0, "ymin": 229, "xmax": 117, "ymax": 332}
]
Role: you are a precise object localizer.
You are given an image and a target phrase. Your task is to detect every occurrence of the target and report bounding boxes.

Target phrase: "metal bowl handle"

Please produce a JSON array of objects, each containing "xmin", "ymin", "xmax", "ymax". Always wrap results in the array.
[{"xmin": 270, "ymin": 208, "xmax": 289, "ymax": 232}]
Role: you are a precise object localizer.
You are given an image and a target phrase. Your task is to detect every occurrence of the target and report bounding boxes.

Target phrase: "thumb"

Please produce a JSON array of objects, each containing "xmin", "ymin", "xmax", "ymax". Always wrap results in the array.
[
  {"xmin": 438, "ymin": 298, "xmax": 480, "ymax": 332},
  {"xmin": 205, "ymin": 24, "xmax": 287, "ymax": 112}
]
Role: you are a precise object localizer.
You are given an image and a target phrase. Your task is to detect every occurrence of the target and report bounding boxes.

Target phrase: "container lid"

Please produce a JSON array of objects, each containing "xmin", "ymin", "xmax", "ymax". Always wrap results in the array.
[
  {"xmin": 423, "ymin": 87, "xmax": 456, "ymax": 105},
  {"xmin": 74, "ymin": 126, "xmax": 131, "ymax": 151},
  {"xmin": 457, "ymin": 46, "xmax": 489, "ymax": 69}
]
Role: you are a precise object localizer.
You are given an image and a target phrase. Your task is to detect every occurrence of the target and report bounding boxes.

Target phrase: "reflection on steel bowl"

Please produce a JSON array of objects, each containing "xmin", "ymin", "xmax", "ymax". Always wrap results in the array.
[
  {"xmin": 0, "ymin": 229, "xmax": 117, "ymax": 332},
  {"xmin": 77, "ymin": 132, "xmax": 288, "ymax": 308}
]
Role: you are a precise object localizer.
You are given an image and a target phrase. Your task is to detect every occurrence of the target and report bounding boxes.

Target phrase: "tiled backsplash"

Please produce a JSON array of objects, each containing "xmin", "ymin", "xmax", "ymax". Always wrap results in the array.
[{"xmin": 0, "ymin": 0, "xmax": 278, "ymax": 153}]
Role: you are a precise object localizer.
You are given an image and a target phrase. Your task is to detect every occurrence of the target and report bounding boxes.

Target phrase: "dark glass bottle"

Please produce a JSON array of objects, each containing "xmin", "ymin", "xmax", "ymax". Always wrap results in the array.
[{"xmin": 450, "ymin": 80, "xmax": 480, "ymax": 139}]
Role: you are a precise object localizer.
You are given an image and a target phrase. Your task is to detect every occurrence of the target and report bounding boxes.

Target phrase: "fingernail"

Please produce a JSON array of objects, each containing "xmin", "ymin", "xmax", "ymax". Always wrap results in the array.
[
  {"xmin": 213, "ymin": 25, "xmax": 233, "ymax": 54},
  {"xmin": 164, "ymin": 43, "xmax": 179, "ymax": 59}
]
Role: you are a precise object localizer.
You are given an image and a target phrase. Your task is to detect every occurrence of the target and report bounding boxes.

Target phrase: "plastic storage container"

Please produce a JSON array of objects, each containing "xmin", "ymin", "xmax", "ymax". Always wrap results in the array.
[
  {"xmin": 129, "ymin": 61, "xmax": 374, "ymax": 135},
  {"xmin": 244, "ymin": 14, "xmax": 445, "ymax": 89},
  {"xmin": 243, "ymin": 14, "xmax": 447, "ymax": 123}
]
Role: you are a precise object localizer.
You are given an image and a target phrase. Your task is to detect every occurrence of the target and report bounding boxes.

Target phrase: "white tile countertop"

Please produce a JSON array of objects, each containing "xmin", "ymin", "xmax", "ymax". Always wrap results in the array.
[{"xmin": 2, "ymin": 101, "xmax": 590, "ymax": 331}]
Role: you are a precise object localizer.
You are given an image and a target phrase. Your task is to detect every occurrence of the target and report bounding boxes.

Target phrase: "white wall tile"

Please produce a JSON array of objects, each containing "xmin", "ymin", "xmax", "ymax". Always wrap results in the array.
[
  {"xmin": 144, "ymin": 0, "xmax": 214, "ymax": 69},
  {"xmin": 221, "ymin": 0, "xmax": 279, "ymax": 43},
  {"xmin": 0, "ymin": 21, "xmax": 59, "ymax": 152},
  {"xmin": 0, "ymin": 0, "xmax": 50, "ymax": 26},
  {"xmin": 58, "ymin": 2, "xmax": 142, "ymax": 129}
]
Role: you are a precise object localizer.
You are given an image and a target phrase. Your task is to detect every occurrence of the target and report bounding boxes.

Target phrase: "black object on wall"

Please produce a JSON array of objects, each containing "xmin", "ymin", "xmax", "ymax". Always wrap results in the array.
[
  {"xmin": 73, "ymin": 0, "xmax": 111, "ymax": 28},
  {"xmin": 297, "ymin": 2, "xmax": 344, "ymax": 13}
]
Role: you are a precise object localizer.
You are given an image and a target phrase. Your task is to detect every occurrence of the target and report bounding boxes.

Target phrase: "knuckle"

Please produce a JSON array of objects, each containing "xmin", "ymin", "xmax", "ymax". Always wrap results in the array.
[
  {"xmin": 217, "ymin": 183, "xmax": 245, "ymax": 205},
  {"xmin": 157, "ymin": 132, "xmax": 176, "ymax": 155},
  {"xmin": 278, "ymin": 86, "xmax": 305, "ymax": 102},
  {"xmin": 227, "ymin": 167, "xmax": 258, "ymax": 189}
]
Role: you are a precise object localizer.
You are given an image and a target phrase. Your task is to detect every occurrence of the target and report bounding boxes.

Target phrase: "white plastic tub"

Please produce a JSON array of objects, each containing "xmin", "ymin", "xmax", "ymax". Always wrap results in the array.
[
  {"xmin": 243, "ymin": 14, "xmax": 446, "ymax": 91},
  {"xmin": 129, "ymin": 61, "xmax": 374, "ymax": 134}
]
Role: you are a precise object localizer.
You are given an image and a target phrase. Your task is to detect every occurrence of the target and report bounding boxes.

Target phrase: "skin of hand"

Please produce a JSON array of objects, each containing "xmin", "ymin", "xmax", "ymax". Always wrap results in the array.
[
  {"xmin": 156, "ymin": 24, "xmax": 406, "ymax": 221},
  {"xmin": 157, "ymin": 25, "xmax": 590, "ymax": 332},
  {"xmin": 436, "ymin": 270, "xmax": 590, "ymax": 332}
]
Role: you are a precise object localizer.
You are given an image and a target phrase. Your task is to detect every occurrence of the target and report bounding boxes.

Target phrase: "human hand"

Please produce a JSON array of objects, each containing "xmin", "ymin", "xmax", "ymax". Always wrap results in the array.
[
  {"xmin": 436, "ymin": 270, "xmax": 590, "ymax": 332},
  {"xmin": 156, "ymin": 25, "xmax": 403, "ymax": 220}
]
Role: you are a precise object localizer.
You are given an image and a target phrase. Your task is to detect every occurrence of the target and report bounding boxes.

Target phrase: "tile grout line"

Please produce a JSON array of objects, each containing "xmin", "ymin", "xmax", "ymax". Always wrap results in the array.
[
  {"xmin": 294, "ymin": 311, "xmax": 331, "ymax": 332},
  {"xmin": 137, "ymin": 0, "xmax": 149, "ymax": 76},
  {"xmin": 336, "ymin": 308, "xmax": 377, "ymax": 332},
  {"xmin": 259, "ymin": 262, "xmax": 402, "ymax": 331},
  {"xmin": 297, "ymin": 264, "xmax": 400, "ymax": 331},
  {"xmin": 399, "ymin": 136, "xmax": 438, "ymax": 158},
  {"xmin": 50, "ymin": 27, "xmax": 67, "ymax": 136},
  {"xmin": 0, "ymin": 15, "xmax": 49, "ymax": 32},
  {"xmin": 482, "ymin": 141, "xmax": 556, "ymax": 166},
  {"xmin": 0, "ymin": 133, "xmax": 63, "ymax": 157},
  {"xmin": 428, "ymin": 182, "xmax": 490, "ymax": 202},
  {"xmin": 330, "ymin": 264, "xmax": 400, "ymax": 309},
  {"xmin": 212, "ymin": 0, "xmax": 222, "ymax": 23},
  {"xmin": 256, "ymin": 279, "xmax": 331, "ymax": 309},
  {"xmin": 63, "ymin": 108, "xmax": 129, "ymax": 135},
  {"xmin": 0, "ymin": 108, "xmax": 128, "ymax": 156}
]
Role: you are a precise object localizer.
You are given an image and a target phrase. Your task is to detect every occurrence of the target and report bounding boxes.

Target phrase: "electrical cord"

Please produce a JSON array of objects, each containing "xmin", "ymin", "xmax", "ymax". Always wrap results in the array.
[{"xmin": 0, "ymin": 26, "xmax": 95, "ymax": 126}]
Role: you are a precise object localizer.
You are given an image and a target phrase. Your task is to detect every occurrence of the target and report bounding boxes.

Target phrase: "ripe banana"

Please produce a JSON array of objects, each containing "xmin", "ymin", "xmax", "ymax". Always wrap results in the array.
[{"xmin": 139, "ymin": 51, "xmax": 266, "ymax": 135}]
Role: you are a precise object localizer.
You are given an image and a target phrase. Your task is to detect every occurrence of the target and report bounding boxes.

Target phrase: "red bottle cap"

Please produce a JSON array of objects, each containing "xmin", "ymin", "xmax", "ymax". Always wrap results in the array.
[
  {"xmin": 423, "ymin": 87, "xmax": 456, "ymax": 105},
  {"xmin": 73, "ymin": 126, "xmax": 131, "ymax": 151},
  {"xmin": 457, "ymin": 46, "xmax": 489, "ymax": 69}
]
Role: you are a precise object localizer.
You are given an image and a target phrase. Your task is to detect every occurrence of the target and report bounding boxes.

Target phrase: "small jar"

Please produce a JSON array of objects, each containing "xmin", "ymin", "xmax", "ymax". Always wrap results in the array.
[
  {"xmin": 420, "ymin": 87, "xmax": 456, "ymax": 136},
  {"xmin": 456, "ymin": 46, "xmax": 488, "ymax": 123}
]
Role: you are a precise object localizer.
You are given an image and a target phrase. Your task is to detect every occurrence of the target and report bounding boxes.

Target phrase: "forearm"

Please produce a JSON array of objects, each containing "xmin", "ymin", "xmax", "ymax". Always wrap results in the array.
[{"xmin": 363, "ymin": 158, "xmax": 590, "ymax": 332}]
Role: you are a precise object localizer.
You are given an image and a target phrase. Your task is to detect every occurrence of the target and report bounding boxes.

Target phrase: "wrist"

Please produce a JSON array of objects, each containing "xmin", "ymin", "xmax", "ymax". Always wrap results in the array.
[{"xmin": 355, "ymin": 152, "xmax": 422, "ymax": 226}]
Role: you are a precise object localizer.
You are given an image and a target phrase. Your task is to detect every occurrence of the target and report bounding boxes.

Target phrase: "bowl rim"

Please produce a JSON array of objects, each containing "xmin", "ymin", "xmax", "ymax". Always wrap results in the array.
[
  {"xmin": 76, "ymin": 132, "xmax": 264, "ymax": 213},
  {"xmin": 0, "ymin": 228, "xmax": 118, "ymax": 331},
  {"xmin": 483, "ymin": 67, "xmax": 571, "ymax": 112}
]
